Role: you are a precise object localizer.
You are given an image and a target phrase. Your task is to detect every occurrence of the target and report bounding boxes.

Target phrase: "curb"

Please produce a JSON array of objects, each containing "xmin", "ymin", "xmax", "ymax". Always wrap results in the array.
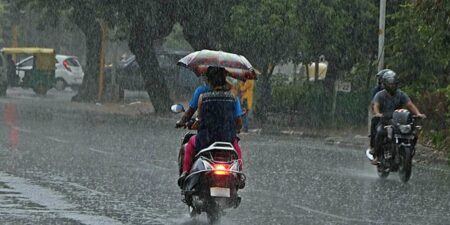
[
  {"xmin": 249, "ymin": 127, "xmax": 449, "ymax": 167},
  {"xmin": 248, "ymin": 127, "xmax": 368, "ymax": 148}
]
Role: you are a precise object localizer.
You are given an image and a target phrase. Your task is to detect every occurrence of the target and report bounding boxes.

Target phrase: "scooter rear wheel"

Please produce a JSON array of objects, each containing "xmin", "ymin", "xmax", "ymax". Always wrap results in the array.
[
  {"xmin": 188, "ymin": 206, "xmax": 199, "ymax": 218},
  {"xmin": 206, "ymin": 203, "xmax": 221, "ymax": 224}
]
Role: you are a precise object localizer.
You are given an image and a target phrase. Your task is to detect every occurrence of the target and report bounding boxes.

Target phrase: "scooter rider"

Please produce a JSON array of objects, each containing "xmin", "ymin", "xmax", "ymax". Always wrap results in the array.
[
  {"xmin": 176, "ymin": 66, "xmax": 245, "ymax": 187},
  {"xmin": 371, "ymin": 70, "xmax": 426, "ymax": 164}
]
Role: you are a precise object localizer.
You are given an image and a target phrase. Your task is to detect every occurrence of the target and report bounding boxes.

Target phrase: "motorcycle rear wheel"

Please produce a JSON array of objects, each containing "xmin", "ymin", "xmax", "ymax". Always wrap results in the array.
[{"xmin": 398, "ymin": 146, "xmax": 412, "ymax": 183}]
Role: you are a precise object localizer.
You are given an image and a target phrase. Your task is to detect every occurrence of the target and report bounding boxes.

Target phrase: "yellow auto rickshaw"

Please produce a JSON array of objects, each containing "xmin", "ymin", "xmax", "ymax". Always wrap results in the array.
[{"xmin": 0, "ymin": 48, "xmax": 56, "ymax": 95}]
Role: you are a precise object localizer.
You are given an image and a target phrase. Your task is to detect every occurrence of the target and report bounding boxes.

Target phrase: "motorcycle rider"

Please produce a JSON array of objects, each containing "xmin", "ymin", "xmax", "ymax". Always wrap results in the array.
[
  {"xmin": 176, "ymin": 66, "xmax": 245, "ymax": 187},
  {"xmin": 367, "ymin": 69, "xmax": 392, "ymax": 157},
  {"xmin": 371, "ymin": 70, "xmax": 426, "ymax": 164}
]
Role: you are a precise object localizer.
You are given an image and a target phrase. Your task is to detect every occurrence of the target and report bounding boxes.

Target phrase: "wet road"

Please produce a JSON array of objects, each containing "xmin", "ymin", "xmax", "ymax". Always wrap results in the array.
[{"xmin": 1, "ymin": 88, "xmax": 450, "ymax": 225}]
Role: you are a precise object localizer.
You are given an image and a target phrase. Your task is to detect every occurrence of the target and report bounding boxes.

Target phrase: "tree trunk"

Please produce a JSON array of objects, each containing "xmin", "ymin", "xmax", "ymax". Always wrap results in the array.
[
  {"xmin": 71, "ymin": 6, "xmax": 101, "ymax": 102},
  {"xmin": 129, "ymin": 17, "xmax": 172, "ymax": 114},
  {"xmin": 254, "ymin": 63, "xmax": 274, "ymax": 123}
]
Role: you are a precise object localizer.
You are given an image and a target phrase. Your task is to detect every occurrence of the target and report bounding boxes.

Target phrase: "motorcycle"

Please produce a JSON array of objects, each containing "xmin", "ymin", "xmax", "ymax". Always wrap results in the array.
[
  {"xmin": 366, "ymin": 109, "xmax": 422, "ymax": 183},
  {"xmin": 172, "ymin": 104, "xmax": 245, "ymax": 224}
]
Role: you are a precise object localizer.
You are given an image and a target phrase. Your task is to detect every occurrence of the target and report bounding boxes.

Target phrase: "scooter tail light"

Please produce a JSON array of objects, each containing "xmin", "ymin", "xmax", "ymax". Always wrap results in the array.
[{"xmin": 213, "ymin": 164, "xmax": 230, "ymax": 176}]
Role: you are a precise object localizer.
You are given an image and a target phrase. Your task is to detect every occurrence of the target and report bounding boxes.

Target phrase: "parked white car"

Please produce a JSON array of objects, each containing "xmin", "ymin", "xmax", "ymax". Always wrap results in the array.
[{"xmin": 16, "ymin": 55, "xmax": 84, "ymax": 90}]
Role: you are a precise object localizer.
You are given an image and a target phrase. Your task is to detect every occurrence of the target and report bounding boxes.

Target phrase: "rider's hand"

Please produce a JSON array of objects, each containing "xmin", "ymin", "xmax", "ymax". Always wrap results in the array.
[
  {"xmin": 417, "ymin": 113, "xmax": 427, "ymax": 119},
  {"xmin": 175, "ymin": 120, "xmax": 186, "ymax": 128},
  {"xmin": 191, "ymin": 119, "xmax": 200, "ymax": 130},
  {"xmin": 374, "ymin": 113, "xmax": 383, "ymax": 118}
]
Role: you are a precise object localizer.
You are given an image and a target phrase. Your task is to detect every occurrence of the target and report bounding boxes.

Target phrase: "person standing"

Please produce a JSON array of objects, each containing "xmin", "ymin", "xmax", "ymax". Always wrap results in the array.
[{"xmin": 239, "ymin": 79, "xmax": 254, "ymax": 133}]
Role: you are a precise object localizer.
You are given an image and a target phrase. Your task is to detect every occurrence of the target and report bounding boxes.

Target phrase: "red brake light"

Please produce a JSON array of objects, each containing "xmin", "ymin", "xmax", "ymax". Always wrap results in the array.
[
  {"xmin": 63, "ymin": 60, "xmax": 72, "ymax": 72},
  {"xmin": 213, "ymin": 164, "xmax": 230, "ymax": 176}
]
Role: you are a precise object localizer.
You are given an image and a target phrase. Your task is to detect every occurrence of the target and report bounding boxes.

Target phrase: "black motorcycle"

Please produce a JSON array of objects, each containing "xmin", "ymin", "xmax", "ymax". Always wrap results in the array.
[
  {"xmin": 172, "ymin": 104, "xmax": 245, "ymax": 224},
  {"xmin": 370, "ymin": 109, "xmax": 422, "ymax": 183}
]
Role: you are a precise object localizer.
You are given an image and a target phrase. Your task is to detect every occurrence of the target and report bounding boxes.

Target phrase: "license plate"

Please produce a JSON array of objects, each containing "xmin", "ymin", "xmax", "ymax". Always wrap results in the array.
[{"xmin": 210, "ymin": 187, "xmax": 230, "ymax": 197}]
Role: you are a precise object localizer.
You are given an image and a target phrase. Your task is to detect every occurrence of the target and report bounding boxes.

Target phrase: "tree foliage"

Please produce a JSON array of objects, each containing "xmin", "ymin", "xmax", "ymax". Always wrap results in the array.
[
  {"xmin": 387, "ymin": 0, "xmax": 450, "ymax": 92},
  {"xmin": 387, "ymin": 0, "xmax": 450, "ymax": 152},
  {"xmin": 223, "ymin": 0, "xmax": 377, "ymax": 121},
  {"xmin": 297, "ymin": 0, "xmax": 377, "ymax": 77},
  {"xmin": 176, "ymin": 0, "xmax": 239, "ymax": 51},
  {"xmin": 225, "ymin": 0, "xmax": 301, "ymax": 121}
]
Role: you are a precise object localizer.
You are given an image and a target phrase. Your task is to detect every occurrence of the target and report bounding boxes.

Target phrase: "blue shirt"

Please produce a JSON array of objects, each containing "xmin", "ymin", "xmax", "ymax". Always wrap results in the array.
[{"xmin": 189, "ymin": 85, "xmax": 244, "ymax": 118}]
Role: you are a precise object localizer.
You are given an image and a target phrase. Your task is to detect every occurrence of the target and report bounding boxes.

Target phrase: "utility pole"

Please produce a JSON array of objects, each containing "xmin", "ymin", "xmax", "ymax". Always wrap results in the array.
[
  {"xmin": 378, "ymin": 0, "xmax": 386, "ymax": 71},
  {"xmin": 369, "ymin": 0, "xmax": 387, "ymax": 133}
]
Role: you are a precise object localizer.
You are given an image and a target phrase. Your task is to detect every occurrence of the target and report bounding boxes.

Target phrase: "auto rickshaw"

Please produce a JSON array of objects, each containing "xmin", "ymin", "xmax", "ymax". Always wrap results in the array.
[{"xmin": 0, "ymin": 48, "xmax": 56, "ymax": 96}]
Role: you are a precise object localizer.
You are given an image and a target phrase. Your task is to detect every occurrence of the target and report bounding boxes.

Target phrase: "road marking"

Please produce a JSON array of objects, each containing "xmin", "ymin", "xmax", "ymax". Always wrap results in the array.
[
  {"xmin": 46, "ymin": 136, "xmax": 69, "ymax": 144},
  {"xmin": 251, "ymin": 187, "xmax": 403, "ymax": 224},
  {"xmin": 0, "ymin": 172, "xmax": 123, "ymax": 225},
  {"xmin": 291, "ymin": 204, "xmax": 404, "ymax": 224},
  {"xmin": 12, "ymin": 126, "xmax": 33, "ymax": 133},
  {"xmin": 68, "ymin": 182, "xmax": 108, "ymax": 196},
  {"xmin": 88, "ymin": 147, "xmax": 111, "ymax": 155}
]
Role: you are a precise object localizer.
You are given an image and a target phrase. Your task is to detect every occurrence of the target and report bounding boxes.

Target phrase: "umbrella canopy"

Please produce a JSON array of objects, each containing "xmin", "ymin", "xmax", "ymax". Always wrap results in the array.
[{"xmin": 177, "ymin": 49, "xmax": 257, "ymax": 81}]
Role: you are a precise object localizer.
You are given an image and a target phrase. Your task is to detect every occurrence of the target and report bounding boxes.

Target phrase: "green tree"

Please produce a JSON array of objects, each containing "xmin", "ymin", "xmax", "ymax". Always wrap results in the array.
[
  {"xmin": 387, "ymin": 0, "xmax": 450, "ymax": 154},
  {"xmin": 296, "ymin": 0, "xmax": 377, "ymax": 81},
  {"xmin": 16, "ymin": 0, "xmax": 116, "ymax": 102},
  {"xmin": 387, "ymin": 0, "xmax": 450, "ymax": 91},
  {"xmin": 117, "ymin": 0, "xmax": 177, "ymax": 113},
  {"xmin": 177, "ymin": 0, "xmax": 239, "ymax": 51},
  {"xmin": 15, "ymin": 1, "xmax": 178, "ymax": 112},
  {"xmin": 226, "ymin": 0, "xmax": 301, "ymax": 122},
  {"xmin": 225, "ymin": 0, "xmax": 377, "ymax": 122}
]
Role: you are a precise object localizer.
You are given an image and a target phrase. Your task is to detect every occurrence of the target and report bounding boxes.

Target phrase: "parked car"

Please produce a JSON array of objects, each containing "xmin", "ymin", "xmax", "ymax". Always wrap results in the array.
[
  {"xmin": 115, "ymin": 51, "xmax": 196, "ymax": 91},
  {"xmin": 16, "ymin": 55, "xmax": 84, "ymax": 91},
  {"xmin": 116, "ymin": 55, "xmax": 143, "ymax": 90}
]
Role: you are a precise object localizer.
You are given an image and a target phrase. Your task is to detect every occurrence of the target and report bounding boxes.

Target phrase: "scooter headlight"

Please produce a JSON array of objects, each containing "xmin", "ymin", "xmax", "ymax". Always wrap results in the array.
[{"xmin": 399, "ymin": 124, "xmax": 412, "ymax": 134}]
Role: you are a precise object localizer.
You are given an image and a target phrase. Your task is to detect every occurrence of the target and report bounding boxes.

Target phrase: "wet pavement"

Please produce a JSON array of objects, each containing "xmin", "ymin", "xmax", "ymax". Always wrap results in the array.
[{"xmin": 1, "ymin": 88, "xmax": 450, "ymax": 225}]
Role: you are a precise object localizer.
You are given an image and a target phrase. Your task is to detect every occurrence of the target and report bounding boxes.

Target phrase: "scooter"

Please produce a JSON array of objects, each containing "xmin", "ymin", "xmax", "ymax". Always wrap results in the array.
[{"xmin": 172, "ymin": 104, "xmax": 245, "ymax": 224}]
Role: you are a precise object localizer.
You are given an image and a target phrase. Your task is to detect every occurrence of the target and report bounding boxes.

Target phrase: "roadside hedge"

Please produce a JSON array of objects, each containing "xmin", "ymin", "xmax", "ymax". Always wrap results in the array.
[
  {"xmin": 412, "ymin": 87, "xmax": 450, "ymax": 155},
  {"xmin": 269, "ymin": 80, "xmax": 450, "ymax": 160},
  {"xmin": 270, "ymin": 82, "xmax": 367, "ymax": 128}
]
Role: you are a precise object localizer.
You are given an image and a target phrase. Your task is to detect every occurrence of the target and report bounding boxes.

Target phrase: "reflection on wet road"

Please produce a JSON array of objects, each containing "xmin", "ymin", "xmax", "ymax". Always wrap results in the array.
[{"xmin": 1, "ymin": 90, "xmax": 450, "ymax": 224}]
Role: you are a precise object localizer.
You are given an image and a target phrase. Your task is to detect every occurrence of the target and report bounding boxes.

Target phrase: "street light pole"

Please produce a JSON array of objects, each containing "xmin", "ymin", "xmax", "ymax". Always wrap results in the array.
[
  {"xmin": 378, "ymin": 0, "xmax": 386, "ymax": 71},
  {"xmin": 369, "ymin": 0, "xmax": 387, "ymax": 133}
]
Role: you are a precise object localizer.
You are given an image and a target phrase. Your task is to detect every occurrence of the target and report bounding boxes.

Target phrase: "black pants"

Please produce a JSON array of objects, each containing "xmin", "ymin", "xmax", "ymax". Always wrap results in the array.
[
  {"xmin": 374, "ymin": 122, "xmax": 387, "ymax": 156},
  {"xmin": 369, "ymin": 117, "xmax": 381, "ymax": 148}
]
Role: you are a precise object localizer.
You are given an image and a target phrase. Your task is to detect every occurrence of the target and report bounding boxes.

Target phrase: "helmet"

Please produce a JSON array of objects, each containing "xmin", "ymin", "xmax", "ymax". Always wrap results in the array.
[
  {"xmin": 376, "ymin": 69, "xmax": 392, "ymax": 84},
  {"xmin": 382, "ymin": 70, "xmax": 398, "ymax": 95}
]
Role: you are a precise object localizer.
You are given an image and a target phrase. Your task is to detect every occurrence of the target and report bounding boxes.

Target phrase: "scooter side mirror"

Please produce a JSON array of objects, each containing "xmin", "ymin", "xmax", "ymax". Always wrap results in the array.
[{"xmin": 171, "ymin": 104, "xmax": 185, "ymax": 113}]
